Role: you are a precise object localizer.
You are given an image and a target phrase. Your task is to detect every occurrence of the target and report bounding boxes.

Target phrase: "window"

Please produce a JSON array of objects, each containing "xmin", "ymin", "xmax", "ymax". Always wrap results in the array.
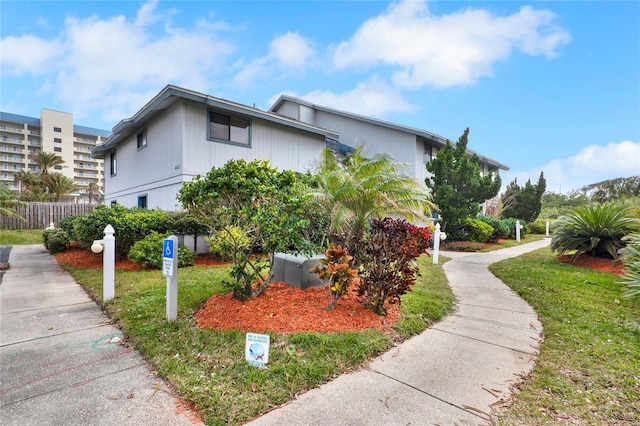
[
  {"xmin": 208, "ymin": 111, "xmax": 250, "ymax": 146},
  {"xmin": 2, "ymin": 154, "xmax": 7, "ymax": 160},
  {"xmin": 110, "ymin": 151, "xmax": 117, "ymax": 176},
  {"xmin": 12, "ymin": 164, "xmax": 20, "ymax": 170},
  {"xmin": 137, "ymin": 129, "xmax": 147, "ymax": 150},
  {"xmin": 54, "ymin": 147, "xmax": 62, "ymax": 152},
  {"xmin": 110, "ymin": 200, "xmax": 117, "ymax": 207},
  {"xmin": 13, "ymin": 155, "xmax": 20, "ymax": 161},
  {"xmin": 54, "ymin": 127, "xmax": 62, "ymax": 132},
  {"xmin": 1, "ymin": 164, "xmax": 7, "ymax": 170},
  {"xmin": 54, "ymin": 165, "xmax": 62, "ymax": 170},
  {"xmin": 54, "ymin": 138, "xmax": 62, "ymax": 143},
  {"xmin": 138, "ymin": 195, "xmax": 148, "ymax": 208}
]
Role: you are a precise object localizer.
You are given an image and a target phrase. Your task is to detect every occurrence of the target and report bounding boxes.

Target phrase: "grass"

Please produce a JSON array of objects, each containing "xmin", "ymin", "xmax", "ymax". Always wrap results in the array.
[
  {"xmin": 0, "ymin": 229, "xmax": 44, "ymax": 245},
  {"xmin": 489, "ymin": 247, "xmax": 640, "ymax": 425},
  {"xmin": 60, "ymin": 254, "xmax": 454, "ymax": 425},
  {"xmin": 479, "ymin": 234, "xmax": 547, "ymax": 252}
]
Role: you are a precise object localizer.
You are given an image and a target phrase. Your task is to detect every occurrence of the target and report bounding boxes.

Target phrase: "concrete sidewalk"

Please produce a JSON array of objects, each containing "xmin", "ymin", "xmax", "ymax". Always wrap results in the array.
[
  {"xmin": 247, "ymin": 239, "xmax": 550, "ymax": 426},
  {"xmin": 0, "ymin": 244, "xmax": 202, "ymax": 426}
]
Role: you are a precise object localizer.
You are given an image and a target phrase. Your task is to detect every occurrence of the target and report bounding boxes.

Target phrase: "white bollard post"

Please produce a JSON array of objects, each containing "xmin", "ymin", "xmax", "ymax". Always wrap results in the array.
[
  {"xmin": 103, "ymin": 225, "xmax": 115, "ymax": 301},
  {"xmin": 516, "ymin": 220, "xmax": 521, "ymax": 243},
  {"xmin": 162, "ymin": 235, "xmax": 179, "ymax": 322},
  {"xmin": 432, "ymin": 223, "xmax": 441, "ymax": 265},
  {"xmin": 546, "ymin": 221, "xmax": 550, "ymax": 237}
]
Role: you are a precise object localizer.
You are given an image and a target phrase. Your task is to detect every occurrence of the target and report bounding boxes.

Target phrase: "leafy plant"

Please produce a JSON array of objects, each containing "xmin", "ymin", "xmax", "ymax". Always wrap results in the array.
[
  {"xmin": 127, "ymin": 231, "xmax": 195, "ymax": 269},
  {"xmin": 441, "ymin": 240, "xmax": 486, "ymax": 252},
  {"xmin": 59, "ymin": 215, "xmax": 80, "ymax": 242},
  {"xmin": 357, "ymin": 218, "xmax": 432, "ymax": 315},
  {"xmin": 619, "ymin": 232, "xmax": 640, "ymax": 298},
  {"xmin": 310, "ymin": 244, "xmax": 359, "ymax": 311},
  {"xmin": 501, "ymin": 217, "xmax": 528, "ymax": 239},
  {"xmin": 551, "ymin": 202, "xmax": 640, "ymax": 261},
  {"xmin": 527, "ymin": 219, "xmax": 549, "ymax": 235},
  {"xmin": 43, "ymin": 228, "xmax": 70, "ymax": 254},
  {"xmin": 450, "ymin": 217, "xmax": 494, "ymax": 243},
  {"xmin": 206, "ymin": 225, "xmax": 249, "ymax": 261},
  {"xmin": 477, "ymin": 215, "xmax": 511, "ymax": 241}
]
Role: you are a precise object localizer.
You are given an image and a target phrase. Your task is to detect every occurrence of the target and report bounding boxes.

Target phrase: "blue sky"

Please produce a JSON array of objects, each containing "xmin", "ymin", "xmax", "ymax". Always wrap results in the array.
[{"xmin": 1, "ymin": 0, "xmax": 638, "ymax": 194}]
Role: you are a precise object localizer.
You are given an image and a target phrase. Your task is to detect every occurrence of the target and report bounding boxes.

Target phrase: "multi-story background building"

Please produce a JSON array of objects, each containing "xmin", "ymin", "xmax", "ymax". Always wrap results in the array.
[{"xmin": 0, "ymin": 109, "xmax": 111, "ymax": 203}]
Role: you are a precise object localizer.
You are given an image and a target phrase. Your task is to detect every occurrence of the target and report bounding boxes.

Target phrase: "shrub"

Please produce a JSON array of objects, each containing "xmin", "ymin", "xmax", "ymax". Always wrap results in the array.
[
  {"xmin": 528, "ymin": 219, "xmax": 549, "ymax": 235},
  {"xmin": 501, "ymin": 217, "xmax": 528, "ymax": 239},
  {"xmin": 619, "ymin": 233, "xmax": 640, "ymax": 298},
  {"xmin": 161, "ymin": 211, "xmax": 209, "ymax": 252},
  {"xmin": 128, "ymin": 232, "xmax": 195, "ymax": 269},
  {"xmin": 206, "ymin": 226, "xmax": 249, "ymax": 261},
  {"xmin": 59, "ymin": 215, "xmax": 80, "ymax": 242},
  {"xmin": 357, "ymin": 218, "xmax": 431, "ymax": 315},
  {"xmin": 43, "ymin": 229, "xmax": 70, "ymax": 254},
  {"xmin": 463, "ymin": 218, "xmax": 494, "ymax": 243},
  {"xmin": 477, "ymin": 216, "xmax": 511, "ymax": 241},
  {"xmin": 551, "ymin": 202, "xmax": 640, "ymax": 261}
]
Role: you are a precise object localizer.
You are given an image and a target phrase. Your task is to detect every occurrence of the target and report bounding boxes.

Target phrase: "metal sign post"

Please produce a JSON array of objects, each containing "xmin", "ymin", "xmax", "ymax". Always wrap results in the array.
[{"xmin": 162, "ymin": 236, "xmax": 178, "ymax": 322}]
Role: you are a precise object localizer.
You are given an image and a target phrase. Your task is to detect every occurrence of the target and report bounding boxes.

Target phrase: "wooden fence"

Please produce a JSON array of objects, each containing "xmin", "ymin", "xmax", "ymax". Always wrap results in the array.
[{"xmin": 1, "ymin": 202, "xmax": 96, "ymax": 230}]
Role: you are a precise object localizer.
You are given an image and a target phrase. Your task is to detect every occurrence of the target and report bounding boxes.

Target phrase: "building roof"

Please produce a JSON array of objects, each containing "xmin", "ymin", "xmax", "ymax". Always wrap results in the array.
[
  {"xmin": 269, "ymin": 95, "xmax": 509, "ymax": 171},
  {"xmin": 92, "ymin": 85, "xmax": 340, "ymax": 158},
  {"xmin": 0, "ymin": 111, "xmax": 111, "ymax": 137}
]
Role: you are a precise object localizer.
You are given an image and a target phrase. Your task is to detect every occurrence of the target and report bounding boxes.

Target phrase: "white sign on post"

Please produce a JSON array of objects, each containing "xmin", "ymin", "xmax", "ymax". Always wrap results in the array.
[
  {"xmin": 245, "ymin": 333, "xmax": 270, "ymax": 368},
  {"xmin": 162, "ymin": 238, "xmax": 175, "ymax": 278}
]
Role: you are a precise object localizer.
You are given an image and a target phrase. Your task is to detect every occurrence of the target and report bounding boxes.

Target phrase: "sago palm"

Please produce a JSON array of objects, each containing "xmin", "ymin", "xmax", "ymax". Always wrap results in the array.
[
  {"xmin": 619, "ymin": 233, "xmax": 640, "ymax": 298},
  {"xmin": 551, "ymin": 202, "xmax": 640, "ymax": 261}
]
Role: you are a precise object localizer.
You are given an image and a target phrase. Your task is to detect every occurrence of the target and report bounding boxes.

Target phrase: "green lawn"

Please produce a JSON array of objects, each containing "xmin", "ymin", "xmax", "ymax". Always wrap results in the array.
[
  {"xmin": 489, "ymin": 247, "xmax": 639, "ymax": 425},
  {"xmin": 61, "ymin": 254, "xmax": 454, "ymax": 426},
  {"xmin": 0, "ymin": 229, "xmax": 44, "ymax": 245},
  {"xmin": 479, "ymin": 234, "xmax": 547, "ymax": 252}
]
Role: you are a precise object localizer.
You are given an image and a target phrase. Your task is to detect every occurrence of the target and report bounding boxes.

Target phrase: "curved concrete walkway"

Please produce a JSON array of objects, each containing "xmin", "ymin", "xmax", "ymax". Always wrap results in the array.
[
  {"xmin": 0, "ymin": 244, "xmax": 202, "ymax": 426},
  {"xmin": 247, "ymin": 239, "xmax": 550, "ymax": 426}
]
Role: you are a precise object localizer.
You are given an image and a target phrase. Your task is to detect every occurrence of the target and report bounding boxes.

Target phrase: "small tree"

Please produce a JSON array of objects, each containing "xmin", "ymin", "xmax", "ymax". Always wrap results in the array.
[
  {"xmin": 0, "ymin": 184, "xmax": 26, "ymax": 220},
  {"xmin": 425, "ymin": 128, "xmax": 501, "ymax": 237},
  {"xmin": 500, "ymin": 172, "xmax": 546, "ymax": 222}
]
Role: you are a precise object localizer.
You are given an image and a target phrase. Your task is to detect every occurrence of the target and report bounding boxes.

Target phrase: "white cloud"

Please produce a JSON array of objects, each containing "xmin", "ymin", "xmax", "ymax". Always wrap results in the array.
[
  {"xmin": 0, "ymin": 1, "xmax": 235, "ymax": 125},
  {"xmin": 503, "ymin": 141, "xmax": 640, "ymax": 193},
  {"xmin": 233, "ymin": 32, "xmax": 314, "ymax": 87},
  {"xmin": 280, "ymin": 77, "xmax": 417, "ymax": 117},
  {"xmin": 333, "ymin": 1, "xmax": 571, "ymax": 89}
]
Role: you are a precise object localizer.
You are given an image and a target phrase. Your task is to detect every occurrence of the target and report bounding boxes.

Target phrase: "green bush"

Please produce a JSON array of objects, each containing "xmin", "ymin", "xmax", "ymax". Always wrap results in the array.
[
  {"xmin": 551, "ymin": 202, "xmax": 640, "ymax": 261},
  {"xmin": 206, "ymin": 226, "xmax": 249, "ymax": 261},
  {"xmin": 128, "ymin": 232, "xmax": 195, "ymax": 269},
  {"xmin": 477, "ymin": 216, "xmax": 511, "ymax": 241},
  {"xmin": 59, "ymin": 215, "xmax": 80, "ymax": 242},
  {"xmin": 463, "ymin": 218, "xmax": 494, "ymax": 243},
  {"xmin": 43, "ymin": 229, "xmax": 70, "ymax": 254},
  {"xmin": 528, "ymin": 219, "xmax": 549, "ymax": 235},
  {"xmin": 73, "ymin": 205, "xmax": 171, "ymax": 258},
  {"xmin": 619, "ymin": 233, "xmax": 640, "ymax": 298}
]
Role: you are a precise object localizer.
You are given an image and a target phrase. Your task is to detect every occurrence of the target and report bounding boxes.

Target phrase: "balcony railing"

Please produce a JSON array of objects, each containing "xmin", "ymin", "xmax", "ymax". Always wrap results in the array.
[{"xmin": 0, "ymin": 124, "xmax": 24, "ymax": 133}]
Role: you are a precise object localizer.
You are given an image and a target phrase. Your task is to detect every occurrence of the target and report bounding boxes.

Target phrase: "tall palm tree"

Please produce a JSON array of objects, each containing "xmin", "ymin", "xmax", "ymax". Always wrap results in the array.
[
  {"xmin": 45, "ymin": 173, "xmax": 79, "ymax": 202},
  {"xmin": 29, "ymin": 152, "xmax": 64, "ymax": 175},
  {"xmin": 312, "ymin": 146, "xmax": 436, "ymax": 250},
  {"xmin": 82, "ymin": 181, "xmax": 102, "ymax": 204}
]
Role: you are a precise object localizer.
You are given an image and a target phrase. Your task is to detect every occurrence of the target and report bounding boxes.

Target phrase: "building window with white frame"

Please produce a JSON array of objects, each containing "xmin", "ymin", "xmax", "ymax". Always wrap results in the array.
[{"xmin": 208, "ymin": 111, "xmax": 250, "ymax": 147}]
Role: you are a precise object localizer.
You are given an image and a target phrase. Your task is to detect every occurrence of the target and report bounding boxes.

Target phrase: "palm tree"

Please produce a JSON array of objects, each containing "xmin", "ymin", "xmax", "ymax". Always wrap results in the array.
[
  {"xmin": 312, "ymin": 146, "xmax": 436, "ymax": 251},
  {"xmin": 29, "ymin": 151, "xmax": 65, "ymax": 175},
  {"xmin": 45, "ymin": 173, "xmax": 80, "ymax": 202},
  {"xmin": 0, "ymin": 184, "xmax": 26, "ymax": 220},
  {"xmin": 82, "ymin": 181, "xmax": 102, "ymax": 204}
]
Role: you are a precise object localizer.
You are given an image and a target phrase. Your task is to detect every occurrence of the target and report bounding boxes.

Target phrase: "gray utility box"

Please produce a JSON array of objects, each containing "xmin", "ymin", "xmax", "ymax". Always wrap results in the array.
[{"xmin": 272, "ymin": 253, "xmax": 325, "ymax": 289}]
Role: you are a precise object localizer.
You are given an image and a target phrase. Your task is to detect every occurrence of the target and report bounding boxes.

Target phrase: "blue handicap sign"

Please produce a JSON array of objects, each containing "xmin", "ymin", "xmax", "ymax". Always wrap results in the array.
[{"xmin": 163, "ymin": 239, "xmax": 174, "ymax": 259}]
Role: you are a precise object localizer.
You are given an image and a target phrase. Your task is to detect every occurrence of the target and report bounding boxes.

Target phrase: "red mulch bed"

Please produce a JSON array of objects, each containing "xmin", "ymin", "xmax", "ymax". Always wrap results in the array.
[
  {"xmin": 54, "ymin": 247, "xmax": 400, "ymax": 334},
  {"xmin": 558, "ymin": 253, "xmax": 625, "ymax": 275}
]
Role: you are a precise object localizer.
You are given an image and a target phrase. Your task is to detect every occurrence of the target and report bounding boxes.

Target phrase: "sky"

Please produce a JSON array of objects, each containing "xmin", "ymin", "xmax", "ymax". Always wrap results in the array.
[{"xmin": 1, "ymin": 0, "xmax": 638, "ymax": 194}]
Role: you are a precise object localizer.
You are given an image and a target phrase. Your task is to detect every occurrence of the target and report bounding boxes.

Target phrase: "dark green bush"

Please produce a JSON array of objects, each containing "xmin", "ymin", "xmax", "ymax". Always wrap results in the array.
[
  {"xmin": 43, "ymin": 229, "xmax": 70, "ymax": 254},
  {"xmin": 59, "ymin": 215, "xmax": 79, "ymax": 242},
  {"xmin": 128, "ymin": 231, "xmax": 195, "ymax": 269},
  {"xmin": 463, "ymin": 218, "xmax": 494, "ymax": 243},
  {"xmin": 551, "ymin": 202, "xmax": 640, "ymax": 261},
  {"xmin": 477, "ymin": 216, "xmax": 511, "ymax": 241}
]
